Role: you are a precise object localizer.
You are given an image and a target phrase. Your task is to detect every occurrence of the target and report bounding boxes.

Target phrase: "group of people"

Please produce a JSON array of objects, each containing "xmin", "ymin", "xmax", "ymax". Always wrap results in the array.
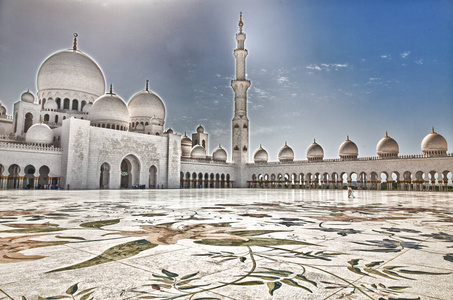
[{"xmin": 347, "ymin": 186, "xmax": 356, "ymax": 198}]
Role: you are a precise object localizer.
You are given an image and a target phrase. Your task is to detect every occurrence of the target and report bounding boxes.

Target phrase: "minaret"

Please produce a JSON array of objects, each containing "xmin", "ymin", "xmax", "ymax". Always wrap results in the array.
[{"xmin": 231, "ymin": 12, "xmax": 251, "ymax": 166}]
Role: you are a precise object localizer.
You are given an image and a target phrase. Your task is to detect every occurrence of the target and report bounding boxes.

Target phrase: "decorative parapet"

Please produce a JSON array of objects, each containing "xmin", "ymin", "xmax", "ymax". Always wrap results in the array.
[
  {"xmin": 0, "ymin": 114, "xmax": 13, "ymax": 120},
  {"xmin": 0, "ymin": 134, "xmax": 24, "ymax": 141},
  {"xmin": 246, "ymin": 153, "xmax": 453, "ymax": 166},
  {"xmin": 0, "ymin": 142, "xmax": 62, "ymax": 152},
  {"xmin": 181, "ymin": 157, "xmax": 232, "ymax": 165}
]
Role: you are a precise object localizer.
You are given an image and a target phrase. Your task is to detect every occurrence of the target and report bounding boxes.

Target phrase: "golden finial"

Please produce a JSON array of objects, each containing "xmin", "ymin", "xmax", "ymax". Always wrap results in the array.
[
  {"xmin": 109, "ymin": 84, "xmax": 113, "ymax": 94},
  {"xmin": 347, "ymin": 135, "xmax": 349, "ymax": 141},
  {"xmin": 146, "ymin": 79, "xmax": 149, "ymax": 91},
  {"xmin": 386, "ymin": 131, "xmax": 388, "ymax": 137},
  {"xmin": 239, "ymin": 12, "xmax": 243, "ymax": 33},
  {"xmin": 432, "ymin": 126, "xmax": 435, "ymax": 133},
  {"xmin": 314, "ymin": 138, "xmax": 316, "ymax": 143},
  {"xmin": 40, "ymin": 116, "xmax": 43, "ymax": 123},
  {"xmin": 73, "ymin": 33, "xmax": 78, "ymax": 51}
]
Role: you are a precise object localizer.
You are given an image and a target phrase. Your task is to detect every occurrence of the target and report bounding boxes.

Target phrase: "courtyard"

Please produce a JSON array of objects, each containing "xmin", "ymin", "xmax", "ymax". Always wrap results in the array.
[{"xmin": 0, "ymin": 189, "xmax": 452, "ymax": 299}]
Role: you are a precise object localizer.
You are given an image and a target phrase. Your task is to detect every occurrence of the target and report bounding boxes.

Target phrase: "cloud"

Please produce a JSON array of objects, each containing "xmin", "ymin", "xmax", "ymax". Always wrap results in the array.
[
  {"xmin": 401, "ymin": 51, "xmax": 411, "ymax": 58},
  {"xmin": 381, "ymin": 54, "xmax": 391, "ymax": 59},
  {"xmin": 306, "ymin": 63, "xmax": 348, "ymax": 71},
  {"xmin": 252, "ymin": 87, "xmax": 269, "ymax": 99},
  {"xmin": 415, "ymin": 59, "xmax": 423, "ymax": 65},
  {"xmin": 277, "ymin": 76, "xmax": 289, "ymax": 83}
]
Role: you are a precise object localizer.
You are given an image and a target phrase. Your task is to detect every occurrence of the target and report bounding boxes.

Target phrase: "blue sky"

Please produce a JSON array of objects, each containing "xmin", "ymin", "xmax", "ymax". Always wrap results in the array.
[{"xmin": 0, "ymin": 0, "xmax": 452, "ymax": 160}]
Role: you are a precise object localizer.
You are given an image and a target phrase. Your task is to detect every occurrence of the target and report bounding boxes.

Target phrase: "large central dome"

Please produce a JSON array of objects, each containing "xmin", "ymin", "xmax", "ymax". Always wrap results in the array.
[{"xmin": 37, "ymin": 49, "xmax": 105, "ymax": 98}]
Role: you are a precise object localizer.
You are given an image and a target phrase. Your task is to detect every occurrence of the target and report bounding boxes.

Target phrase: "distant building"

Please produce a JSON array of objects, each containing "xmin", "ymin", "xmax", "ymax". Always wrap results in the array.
[{"xmin": 0, "ymin": 14, "xmax": 452, "ymax": 191}]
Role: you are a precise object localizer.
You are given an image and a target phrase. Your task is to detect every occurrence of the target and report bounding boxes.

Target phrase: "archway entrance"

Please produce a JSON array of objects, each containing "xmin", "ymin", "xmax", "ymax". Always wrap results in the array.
[
  {"xmin": 149, "ymin": 165, "xmax": 157, "ymax": 188},
  {"xmin": 120, "ymin": 155, "xmax": 140, "ymax": 188},
  {"xmin": 100, "ymin": 163, "xmax": 110, "ymax": 189},
  {"xmin": 24, "ymin": 165, "xmax": 36, "ymax": 189}
]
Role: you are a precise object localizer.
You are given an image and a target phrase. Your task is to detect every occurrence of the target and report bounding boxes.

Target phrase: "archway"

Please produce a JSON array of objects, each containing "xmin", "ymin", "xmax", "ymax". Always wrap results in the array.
[
  {"xmin": 149, "ymin": 165, "xmax": 157, "ymax": 188},
  {"xmin": 120, "ymin": 155, "xmax": 141, "ymax": 188},
  {"xmin": 24, "ymin": 113, "xmax": 33, "ymax": 133},
  {"xmin": 100, "ymin": 163, "xmax": 110, "ymax": 189},
  {"xmin": 180, "ymin": 172, "xmax": 184, "ymax": 188},
  {"xmin": 0, "ymin": 164, "xmax": 4, "ymax": 189},
  {"xmin": 38, "ymin": 166, "xmax": 50, "ymax": 188},
  {"xmin": 7, "ymin": 164, "xmax": 20, "ymax": 189},
  {"xmin": 24, "ymin": 165, "xmax": 36, "ymax": 189}
]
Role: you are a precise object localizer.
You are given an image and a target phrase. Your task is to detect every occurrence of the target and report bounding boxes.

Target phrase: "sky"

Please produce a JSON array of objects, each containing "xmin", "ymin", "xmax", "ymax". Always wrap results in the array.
[{"xmin": 0, "ymin": 0, "xmax": 452, "ymax": 161}]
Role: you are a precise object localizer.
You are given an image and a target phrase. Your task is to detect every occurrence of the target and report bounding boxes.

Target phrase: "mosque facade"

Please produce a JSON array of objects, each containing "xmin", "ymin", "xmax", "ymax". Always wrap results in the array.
[{"xmin": 0, "ymin": 15, "xmax": 452, "ymax": 191}]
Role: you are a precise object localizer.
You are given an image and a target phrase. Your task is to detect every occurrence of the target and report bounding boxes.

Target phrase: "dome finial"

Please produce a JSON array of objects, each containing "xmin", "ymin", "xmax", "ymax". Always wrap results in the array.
[
  {"xmin": 146, "ymin": 79, "xmax": 149, "ymax": 91},
  {"xmin": 386, "ymin": 131, "xmax": 388, "ymax": 137},
  {"xmin": 73, "ymin": 33, "xmax": 78, "ymax": 51},
  {"xmin": 238, "ymin": 12, "xmax": 243, "ymax": 33},
  {"xmin": 314, "ymin": 138, "xmax": 316, "ymax": 143},
  {"xmin": 40, "ymin": 116, "xmax": 43, "ymax": 124},
  {"xmin": 109, "ymin": 84, "xmax": 113, "ymax": 94},
  {"xmin": 347, "ymin": 135, "xmax": 349, "ymax": 141},
  {"xmin": 432, "ymin": 126, "xmax": 435, "ymax": 133}
]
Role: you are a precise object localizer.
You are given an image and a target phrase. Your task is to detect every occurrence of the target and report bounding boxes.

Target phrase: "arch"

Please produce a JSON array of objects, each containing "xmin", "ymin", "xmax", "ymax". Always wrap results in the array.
[
  {"xmin": 24, "ymin": 112, "xmax": 33, "ymax": 133},
  {"xmin": 63, "ymin": 98, "xmax": 70, "ymax": 109},
  {"xmin": 226, "ymin": 174, "xmax": 231, "ymax": 188},
  {"xmin": 56, "ymin": 98, "xmax": 61, "ymax": 109},
  {"xmin": 198, "ymin": 172, "xmax": 203, "ymax": 188},
  {"xmin": 210, "ymin": 173, "xmax": 215, "ymax": 188},
  {"xmin": 44, "ymin": 114, "xmax": 50, "ymax": 123},
  {"xmin": 41, "ymin": 98, "xmax": 47, "ymax": 109},
  {"xmin": 202, "ymin": 140, "xmax": 206, "ymax": 148},
  {"xmin": 72, "ymin": 99, "xmax": 79, "ymax": 110},
  {"xmin": 120, "ymin": 154, "xmax": 141, "ymax": 189},
  {"xmin": 192, "ymin": 172, "xmax": 197, "ymax": 188},
  {"xmin": 7, "ymin": 164, "xmax": 20, "ymax": 189},
  {"xmin": 216, "ymin": 173, "xmax": 220, "ymax": 188},
  {"xmin": 380, "ymin": 172, "xmax": 389, "ymax": 190},
  {"xmin": 180, "ymin": 172, "xmax": 184, "ymax": 188},
  {"xmin": 24, "ymin": 165, "xmax": 36, "ymax": 189},
  {"xmin": 99, "ymin": 163, "xmax": 110, "ymax": 189},
  {"xmin": 149, "ymin": 165, "xmax": 157, "ymax": 188},
  {"xmin": 37, "ymin": 165, "xmax": 50, "ymax": 188},
  {"xmin": 204, "ymin": 173, "xmax": 209, "ymax": 188},
  {"xmin": 0, "ymin": 164, "xmax": 4, "ymax": 189},
  {"xmin": 186, "ymin": 172, "xmax": 191, "ymax": 188},
  {"xmin": 221, "ymin": 174, "xmax": 225, "ymax": 188},
  {"xmin": 81, "ymin": 100, "xmax": 87, "ymax": 110},
  {"xmin": 55, "ymin": 115, "xmax": 59, "ymax": 124}
]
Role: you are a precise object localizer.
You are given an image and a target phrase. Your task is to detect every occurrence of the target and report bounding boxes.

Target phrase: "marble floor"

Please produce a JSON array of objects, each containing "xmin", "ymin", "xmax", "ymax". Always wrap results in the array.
[{"xmin": 0, "ymin": 189, "xmax": 452, "ymax": 300}]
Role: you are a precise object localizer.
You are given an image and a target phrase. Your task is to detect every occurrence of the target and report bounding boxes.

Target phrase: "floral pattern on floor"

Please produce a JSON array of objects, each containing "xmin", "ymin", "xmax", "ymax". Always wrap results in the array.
[{"xmin": 0, "ymin": 189, "xmax": 452, "ymax": 300}]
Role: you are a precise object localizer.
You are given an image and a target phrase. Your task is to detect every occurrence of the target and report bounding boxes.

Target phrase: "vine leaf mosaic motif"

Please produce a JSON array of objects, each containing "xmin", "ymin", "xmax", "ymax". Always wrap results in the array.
[{"xmin": 0, "ymin": 189, "xmax": 452, "ymax": 299}]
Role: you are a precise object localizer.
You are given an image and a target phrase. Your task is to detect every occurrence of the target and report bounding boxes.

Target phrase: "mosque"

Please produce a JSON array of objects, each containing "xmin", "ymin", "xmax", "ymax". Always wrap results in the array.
[{"xmin": 0, "ymin": 14, "xmax": 452, "ymax": 191}]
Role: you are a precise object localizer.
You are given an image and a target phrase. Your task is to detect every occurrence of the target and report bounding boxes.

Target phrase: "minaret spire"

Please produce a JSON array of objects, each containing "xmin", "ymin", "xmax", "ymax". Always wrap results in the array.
[
  {"xmin": 231, "ymin": 12, "xmax": 251, "ymax": 173},
  {"xmin": 146, "ymin": 79, "xmax": 149, "ymax": 91},
  {"xmin": 73, "ymin": 33, "xmax": 78, "ymax": 51}
]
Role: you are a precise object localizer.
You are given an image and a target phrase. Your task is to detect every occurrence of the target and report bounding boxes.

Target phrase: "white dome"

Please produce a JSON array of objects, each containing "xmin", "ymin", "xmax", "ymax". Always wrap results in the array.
[
  {"xmin": 253, "ymin": 145, "xmax": 268, "ymax": 163},
  {"xmin": 278, "ymin": 142, "xmax": 294, "ymax": 162},
  {"xmin": 306, "ymin": 139, "xmax": 324, "ymax": 160},
  {"xmin": 25, "ymin": 123, "xmax": 53, "ymax": 145},
  {"xmin": 21, "ymin": 90, "xmax": 35, "ymax": 103},
  {"xmin": 181, "ymin": 133, "xmax": 192, "ymax": 158},
  {"xmin": 37, "ymin": 49, "xmax": 105, "ymax": 98},
  {"xmin": 44, "ymin": 98, "xmax": 58, "ymax": 110},
  {"xmin": 197, "ymin": 125, "xmax": 204, "ymax": 133},
  {"xmin": 377, "ymin": 132, "xmax": 399, "ymax": 157},
  {"xmin": 166, "ymin": 128, "xmax": 174, "ymax": 134},
  {"xmin": 128, "ymin": 87, "xmax": 165, "ymax": 122},
  {"xmin": 191, "ymin": 145, "xmax": 206, "ymax": 159},
  {"xmin": 212, "ymin": 145, "xmax": 227, "ymax": 162},
  {"xmin": 0, "ymin": 102, "xmax": 6, "ymax": 115},
  {"xmin": 82, "ymin": 102, "xmax": 92, "ymax": 113},
  {"xmin": 181, "ymin": 133, "xmax": 192, "ymax": 145},
  {"xmin": 90, "ymin": 89, "xmax": 129, "ymax": 127},
  {"xmin": 339, "ymin": 136, "xmax": 358, "ymax": 159},
  {"xmin": 421, "ymin": 128, "xmax": 448, "ymax": 155}
]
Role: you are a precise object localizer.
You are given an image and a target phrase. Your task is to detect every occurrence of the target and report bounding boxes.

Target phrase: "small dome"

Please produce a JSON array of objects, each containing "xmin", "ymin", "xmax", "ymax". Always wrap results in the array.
[
  {"xmin": 37, "ymin": 49, "xmax": 105, "ymax": 98},
  {"xmin": 44, "ymin": 98, "xmax": 58, "ymax": 110},
  {"xmin": 90, "ymin": 87, "xmax": 129, "ymax": 128},
  {"xmin": 82, "ymin": 102, "xmax": 92, "ymax": 113},
  {"xmin": 377, "ymin": 132, "xmax": 399, "ymax": 158},
  {"xmin": 197, "ymin": 124, "xmax": 204, "ymax": 133},
  {"xmin": 253, "ymin": 145, "xmax": 268, "ymax": 163},
  {"xmin": 181, "ymin": 133, "xmax": 192, "ymax": 145},
  {"xmin": 339, "ymin": 136, "xmax": 358, "ymax": 159},
  {"xmin": 191, "ymin": 145, "xmax": 206, "ymax": 159},
  {"xmin": 0, "ymin": 102, "xmax": 6, "ymax": 115},
  {"xmin": 150, "ymin": 116, "xmax": 160, "ymax": 125},
  {"xmin": 306, "ymin": 139, "xmax": 324, "ymax": 161},
  {"xmin": 26, "ymin": 123, "xmax": 54, "ymax": 145},
  {"xmin": 212, "ymin": 145, "xmax": 227, "ymax": 162},
  {"xmin": 166, "ymin": 128, "xmax": 174, "ymax": 134},
  {"xmin": 421, "ymin": 128, "xmax": 448, "ymax": 156},
  {"xmin": 21, "ymin": 90, "xmax": 35, "ymax": 103},
  {"xmin": 128, "ymin": 84, "xmax": 165, "ymax": 123},
  {"xmin": 278, "ymin": 142, "xmax": 294, "ymax": 162}
]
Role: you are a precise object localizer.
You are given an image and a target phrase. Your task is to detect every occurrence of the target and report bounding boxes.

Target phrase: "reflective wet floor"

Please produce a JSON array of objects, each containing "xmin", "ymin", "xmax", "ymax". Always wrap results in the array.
[{"xmin": 0, "ymin": 189, "xmax": 452, "ymax": 299}]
